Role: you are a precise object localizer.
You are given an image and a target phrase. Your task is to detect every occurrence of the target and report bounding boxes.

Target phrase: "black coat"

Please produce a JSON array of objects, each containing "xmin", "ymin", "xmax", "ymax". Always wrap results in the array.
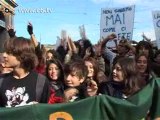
[{"xmin": 98, "ymin": 81, "xmax": 126, "ymax": 99}]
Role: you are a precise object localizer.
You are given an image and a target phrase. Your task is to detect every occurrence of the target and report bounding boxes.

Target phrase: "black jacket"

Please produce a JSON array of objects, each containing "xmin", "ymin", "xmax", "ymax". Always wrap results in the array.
[{"xmin": 98, "ymin": 81, "xmax": 126, "ymax": 99}]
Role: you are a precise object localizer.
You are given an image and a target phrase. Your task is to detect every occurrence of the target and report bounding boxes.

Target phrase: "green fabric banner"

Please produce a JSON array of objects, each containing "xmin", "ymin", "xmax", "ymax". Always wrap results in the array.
[{"xmin": 0, "ymin": 78, "xmax": 160, "ymax": 120}]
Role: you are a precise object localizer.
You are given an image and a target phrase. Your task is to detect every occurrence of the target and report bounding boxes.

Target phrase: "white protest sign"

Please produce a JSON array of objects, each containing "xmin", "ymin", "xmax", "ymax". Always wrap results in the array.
[
  {"xmin": 100, "ymin": 5, "xmax": 135, "ymax": 47},
  {"xmin": 152, "ymin": 11, "xmax": 160, "ymax": 49}
]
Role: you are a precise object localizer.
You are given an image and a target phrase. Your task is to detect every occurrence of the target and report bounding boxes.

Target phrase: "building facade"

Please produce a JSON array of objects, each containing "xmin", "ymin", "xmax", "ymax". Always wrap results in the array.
[{"xmin": 0, "ymin": 0, "xmax": 18, "ymax": 52}]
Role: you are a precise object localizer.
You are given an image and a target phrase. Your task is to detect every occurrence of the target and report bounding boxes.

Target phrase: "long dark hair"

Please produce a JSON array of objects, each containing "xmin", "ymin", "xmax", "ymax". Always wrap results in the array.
[
  {"xmin": 46, "ymin": 58, "xmax": 64, "ymax": 82},
  {"xmin": 111, "ymin": 57, "xmax": 140, "ymax": 96}
]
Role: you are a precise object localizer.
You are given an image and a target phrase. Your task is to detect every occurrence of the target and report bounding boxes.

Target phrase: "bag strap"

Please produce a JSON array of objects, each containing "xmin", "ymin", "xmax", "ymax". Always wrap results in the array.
[
  {"xmin": 0, "ymin": 73, "xmax": 11, "ymax": 88},
  {"xmin": 36, "ymin": 73, "xmax": 46, "ymax": 102},
  {"xmin": 0, "ymin": 77, "xmax": 4, "ymax": 88}
]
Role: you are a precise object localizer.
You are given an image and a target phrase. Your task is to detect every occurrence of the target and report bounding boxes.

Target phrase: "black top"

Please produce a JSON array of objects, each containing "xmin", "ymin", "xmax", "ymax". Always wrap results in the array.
[
  {"xmin": 64, "ymin": 82, "xmax": 87, "ymax": 102},
  {"xmin": 98, "ymin": 81, "xmax": 126, "ymax": 99},
  {"xmin": 0, "ymin": 71, "xmax": 49, "ymax": 107}
]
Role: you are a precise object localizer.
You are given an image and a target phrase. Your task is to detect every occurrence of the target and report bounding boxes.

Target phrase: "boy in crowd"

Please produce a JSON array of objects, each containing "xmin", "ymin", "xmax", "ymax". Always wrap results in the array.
[
  {"xmin": 64, "ymin": 60, "xmax": 97, "ymax": 102},
  {"xmin": 0, "ymin": 37, "xmax": 49, "ymax": 107}
]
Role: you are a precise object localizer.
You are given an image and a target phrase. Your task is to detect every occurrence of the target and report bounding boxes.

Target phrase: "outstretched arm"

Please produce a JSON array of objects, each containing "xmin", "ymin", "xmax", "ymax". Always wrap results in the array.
[
  {"xmin": 101, "ymin": 33, "xmax": 117, "ymax": 48},
  {"xmin": 27, "ymin": 22, "xmax": 38, "ymax": 47}
]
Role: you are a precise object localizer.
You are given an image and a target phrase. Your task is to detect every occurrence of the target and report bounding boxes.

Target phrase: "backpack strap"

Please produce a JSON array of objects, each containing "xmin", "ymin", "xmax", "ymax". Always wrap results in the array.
[
  {"xmin": 0, "ymin": 73, "xmax": 11, "ymax": 88},
  {"xmin": 36, "ymin": 73, "xmax": 46, "ymax": 102},
  {"xmin": 0, "ymin": 77, "xmax": 4, "ymax": 88}
]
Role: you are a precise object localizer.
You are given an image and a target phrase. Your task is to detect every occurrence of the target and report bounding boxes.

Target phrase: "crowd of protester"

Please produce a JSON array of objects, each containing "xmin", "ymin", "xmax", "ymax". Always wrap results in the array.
[{"xmin": 0, "ymin": 23, "xmax": 160, "ymax": 119}]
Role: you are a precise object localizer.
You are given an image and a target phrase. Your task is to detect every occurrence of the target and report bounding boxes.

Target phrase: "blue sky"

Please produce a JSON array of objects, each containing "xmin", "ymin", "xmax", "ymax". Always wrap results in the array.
[{"xmin": 14, "ymin": 0, "xmax": 160, "ymax": 45}]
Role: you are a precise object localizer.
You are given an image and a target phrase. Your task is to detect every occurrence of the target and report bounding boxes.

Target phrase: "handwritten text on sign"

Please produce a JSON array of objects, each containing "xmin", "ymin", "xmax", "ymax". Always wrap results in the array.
[
  {"xmin": 100, "ymin": 5, "xmax": 135, "ymax": 41},
  {"xmin": 152, "ymin": 11, "xmax": 160, "ymax": 49}
]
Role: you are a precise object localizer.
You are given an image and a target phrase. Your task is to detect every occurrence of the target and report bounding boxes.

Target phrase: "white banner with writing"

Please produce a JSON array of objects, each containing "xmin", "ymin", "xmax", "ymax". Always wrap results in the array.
[
  {"xmin": 100, "ymin": 5, "xmax": 135, "ymax": 47},
  {"xmin": 152, "ymin": 11, "xmax": 160, "ymax": 49}
]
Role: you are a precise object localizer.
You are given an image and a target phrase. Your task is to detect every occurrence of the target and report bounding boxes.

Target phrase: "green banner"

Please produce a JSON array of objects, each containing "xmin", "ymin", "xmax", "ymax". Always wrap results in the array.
[{"xmin": 0, "ymin": 78, "xmax": 160, "ymax": 120}]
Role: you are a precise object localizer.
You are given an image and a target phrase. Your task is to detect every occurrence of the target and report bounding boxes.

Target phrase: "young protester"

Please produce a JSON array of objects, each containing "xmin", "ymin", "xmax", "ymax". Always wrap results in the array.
[
  {"xmin": 135, "ymin": 53, "xmax": 156, "ymax": 88},
  {"xmin": 136, "ymin": 40, "xmax": 154, "ymax": 62},
  {"xmin": 101, "ymin": 34, "xmax": 135, "ymax": 67},
  {"xmin": 84, "ymin": 57, "xmax": 107, "ymax": 84},
  {"xmin": 87, "ymin": 57, "xmax": 140, "ymax": 99},
  {"xmin": 136, "ymin": 41, "xmax": 158, "ymax": 78},
  {"xmin": 135, "ymin": 53, "xmax": 158, "ymax": 120},
  {"xmin": 46, "ymin": 49, "xmax": 60, "ymax": 62},
  {"xmin": 46, "ymin": 59, "xmax": 65, "ymax": 104},
  {"xmin": 46, "ymin": 50, "xmax": 54, "ymax": 61},
  {"xmin": 63, "ymin": 60, "xmax": 90, "ymax": 102},
  {"xmin": 98, "ymin": 57, "xmax": 140, "ymax": 99},
  {"xmin": 0, "ymin": 37, "xmax": 50, "ymax": 107}
]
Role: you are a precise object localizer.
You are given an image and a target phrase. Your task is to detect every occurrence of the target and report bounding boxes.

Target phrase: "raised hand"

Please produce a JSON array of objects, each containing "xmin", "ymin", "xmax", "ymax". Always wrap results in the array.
[
  {"xmin": 7, "ymin": 25, "xmax": 16, "ymax": 38},
  {"xmin": 86, "ymin": 80, "xmax": 98, "ymax": 97},
  {"xmin": 27, "ymin": 22, "xmax": 33, "ymax": 35},
  {"xmin": 94, "ymin": 43, "xmax": 102, "ymax": 57},
  {"xmin": 108, "ymin": 33, "xmax": 117, "ymax": 40},
  {"xmin": 101, "ymin": 33, "xmax": 117, "ymax": 48},
  {"xmin": 64, "ymin": 88, "xmax": 79, "ymax": 102}
]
